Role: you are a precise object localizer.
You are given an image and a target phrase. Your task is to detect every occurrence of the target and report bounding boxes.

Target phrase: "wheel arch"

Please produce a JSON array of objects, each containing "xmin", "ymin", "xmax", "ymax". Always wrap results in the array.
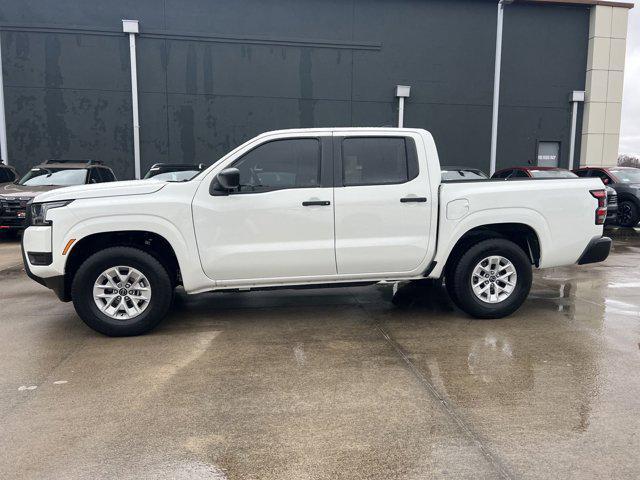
[
  {"xmin": 62, "ymin": 231, "xmax": 182, "ymax": 302},
  {"xmin": 617, "ymin": 192, "xmax": 640, "ymax": 208},
  {"xmin": 442, "ymin": 223, "xmax": 542, "ymax": 280}
]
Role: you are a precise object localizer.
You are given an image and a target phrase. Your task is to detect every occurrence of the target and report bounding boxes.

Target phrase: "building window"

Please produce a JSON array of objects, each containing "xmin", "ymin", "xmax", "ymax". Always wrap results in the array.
[{"xmin": 536, "ymin": 141, "xmax": 561, "ymax": 167}]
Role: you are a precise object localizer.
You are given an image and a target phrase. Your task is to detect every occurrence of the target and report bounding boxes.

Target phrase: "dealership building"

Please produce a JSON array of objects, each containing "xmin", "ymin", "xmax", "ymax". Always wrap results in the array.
[{"xmin": 0, "ymin": 0, "xmax": 633, "ymax": 179}]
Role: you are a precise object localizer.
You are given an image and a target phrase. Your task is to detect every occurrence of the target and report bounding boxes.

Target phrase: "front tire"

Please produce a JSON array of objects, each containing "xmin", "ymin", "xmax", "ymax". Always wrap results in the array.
[
  {"xmin": 618, "ymin": 200, "xmax": 639, "ymax": 228},
  {"xmin": 448, "ymin": 238, "xmax": 532, "ymax": 319},
  {"xmin": 71, "ymin": 247, "xmax": 173, "ymax": 336}
]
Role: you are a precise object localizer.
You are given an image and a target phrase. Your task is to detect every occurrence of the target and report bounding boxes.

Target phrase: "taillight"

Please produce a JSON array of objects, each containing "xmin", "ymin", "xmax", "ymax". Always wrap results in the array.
[{"xmin": 590, "ymin": 189, "xmax": 607, "ymax": 225}]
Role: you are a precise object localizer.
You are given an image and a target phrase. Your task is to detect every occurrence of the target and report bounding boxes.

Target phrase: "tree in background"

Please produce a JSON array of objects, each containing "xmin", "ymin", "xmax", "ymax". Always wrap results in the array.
[{"xmin": 618, "ymin": 154, "xmax": 640, "ymax": 167}]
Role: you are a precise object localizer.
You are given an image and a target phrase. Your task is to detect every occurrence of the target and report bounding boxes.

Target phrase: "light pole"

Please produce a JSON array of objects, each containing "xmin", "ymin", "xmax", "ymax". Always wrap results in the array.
[{"xmin": 489, "ymin": 0, "xmax": 514, "ymax": 176}]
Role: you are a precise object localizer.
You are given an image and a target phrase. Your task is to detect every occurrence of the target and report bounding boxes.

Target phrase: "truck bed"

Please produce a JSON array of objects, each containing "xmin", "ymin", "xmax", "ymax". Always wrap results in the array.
[{"xmin": 431, "ymin": 177, "xmax": 605, "ymax": 274}]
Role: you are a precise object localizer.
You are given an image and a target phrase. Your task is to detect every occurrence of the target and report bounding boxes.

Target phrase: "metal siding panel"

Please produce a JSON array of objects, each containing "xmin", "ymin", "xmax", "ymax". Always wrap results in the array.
[
  {"xmin": 166, "ymin": 94, "xmax": 350, "ymax": 164},
  {"xmin": 0, "ymin": 0, "xmax": 591, "ymax": 178},
  {"xmin": 4, "ymin": 86, "xmax": 134, "ymax": 178},
  {"xmin": 352, "ymin": 0, "xmax": 496, "ymax": 105},
  {"xmin": 163, "ymin": 41, "xmax": 352, "ymax": 100},
  {"xmin": 163, "ymin": 0, "xmax": 353, "ymax": 40},
  {"xmin": 0, "ymin": 0, "xmax": 165, "ymax": 30},
  {"xmin": 498, "ymin": 3, "xmax": 590, "ymax": 169}
]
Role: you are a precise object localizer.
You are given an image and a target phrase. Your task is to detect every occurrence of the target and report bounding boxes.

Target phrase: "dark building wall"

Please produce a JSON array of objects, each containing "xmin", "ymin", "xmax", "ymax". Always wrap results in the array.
[
  {"xmin": 0, "ymin": 0, "xmax": 589, "ymax": 179},
  {"xmin": 499, "ymin": 3, "xmax": 589, "ymax": 169}
]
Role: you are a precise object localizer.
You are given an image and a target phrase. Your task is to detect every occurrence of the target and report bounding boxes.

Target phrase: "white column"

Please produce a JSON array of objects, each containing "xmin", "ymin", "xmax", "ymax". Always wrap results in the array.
[
  {"xmin": 395, "ymin": 85, "xmax": 410, "ymax": 128},
  {"xmin": 580, "ymin": 5, "xmax": 629, "ymax": 167},
  {"xmin": 489, "ymin": 1, "xmax": 509, "ymax": 176},
  {"xmin": 0, "ymin": 32, "xmax": 9, "ymax": 164},
  {"xmin": 123, "ymin": 20, "xmax": 141, "ymax": 179},
  {"xmin": 569, "ymin": 90, "xmax": 585, "ymax": 170}
]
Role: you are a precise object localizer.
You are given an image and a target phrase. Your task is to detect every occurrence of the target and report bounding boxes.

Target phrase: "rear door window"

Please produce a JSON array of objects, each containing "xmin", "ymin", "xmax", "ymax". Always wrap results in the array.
[{"xmin": 341, "ymin": 137, "xmax": 418, "ymax": 186}]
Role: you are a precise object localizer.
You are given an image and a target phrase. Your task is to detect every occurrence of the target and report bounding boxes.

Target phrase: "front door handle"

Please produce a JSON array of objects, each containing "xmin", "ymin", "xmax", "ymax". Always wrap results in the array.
[
  {"xmin": 400, "ymin": 197, "xmax": 427, "ymax": 203},
  {"xmin": 302, "ymin": 200, "xmax": 331, "ymax": 206}
]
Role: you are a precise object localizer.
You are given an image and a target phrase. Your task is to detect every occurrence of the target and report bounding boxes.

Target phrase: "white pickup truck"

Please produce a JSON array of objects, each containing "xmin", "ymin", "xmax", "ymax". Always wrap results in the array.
[{"xmin": 22, "ymin": 128, "xmax": 611, "ymax": 336}]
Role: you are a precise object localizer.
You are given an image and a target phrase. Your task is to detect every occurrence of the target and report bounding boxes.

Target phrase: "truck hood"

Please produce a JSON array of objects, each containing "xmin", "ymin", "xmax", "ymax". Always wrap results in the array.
[
  {"xmin": 0, "ymin": 183, "xmax": 63, "ymax": 199},
  {"xmin": 32, "ymin": 180, "xmax": 166, "ymax": 203}
]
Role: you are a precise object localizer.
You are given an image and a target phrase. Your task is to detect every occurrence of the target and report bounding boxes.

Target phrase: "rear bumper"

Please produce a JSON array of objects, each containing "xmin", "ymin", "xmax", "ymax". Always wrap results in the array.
[{"xmin": 577, "ymin": 236, "xmax": 612, "ymax": 265}]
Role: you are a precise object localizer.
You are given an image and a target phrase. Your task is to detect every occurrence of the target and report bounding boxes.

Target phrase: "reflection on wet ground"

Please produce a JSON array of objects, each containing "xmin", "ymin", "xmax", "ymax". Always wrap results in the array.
[{"xmin": 1, "ymin": 228, "xmax": 639, "ymax": 479}]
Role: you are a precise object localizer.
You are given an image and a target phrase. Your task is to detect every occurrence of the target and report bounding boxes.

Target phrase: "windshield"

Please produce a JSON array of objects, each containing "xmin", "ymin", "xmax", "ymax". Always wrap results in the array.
[
  {"xmin": 610, "ymin": 168, "xmax": 640, "ymax": 183},
  {"xmin": 20, "ymin": 168, "xmax": 87, "ymax": 186},
  {"xmin": 145, "ymin": 169, "xmax": 200, "ymax": 182},
  {"xmin": 441, "ymin": 169, "xmax": 488, "ymax": 181},
  {"xmin": 529, "ymin": 169, "xmax": 577, "ymax": 179}
]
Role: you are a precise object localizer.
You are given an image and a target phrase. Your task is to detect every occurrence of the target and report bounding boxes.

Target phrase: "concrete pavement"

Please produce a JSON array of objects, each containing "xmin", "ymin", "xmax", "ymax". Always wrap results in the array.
[{"xmin": 1, "ymin": 229, "xmax": 639, "ymax": 479}]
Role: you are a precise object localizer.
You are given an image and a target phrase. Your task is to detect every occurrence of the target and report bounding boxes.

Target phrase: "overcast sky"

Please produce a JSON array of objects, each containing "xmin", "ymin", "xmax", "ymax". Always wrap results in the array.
[{"xmin": 620, "ymin": 6, "xmax": 640, "ymax": 156}]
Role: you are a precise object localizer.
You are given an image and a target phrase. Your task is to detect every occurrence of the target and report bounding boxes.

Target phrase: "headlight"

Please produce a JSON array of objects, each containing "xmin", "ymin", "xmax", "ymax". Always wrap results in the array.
[{"xmin": 30, "ymin": 200, "xmax": 73, "ymax": 226}]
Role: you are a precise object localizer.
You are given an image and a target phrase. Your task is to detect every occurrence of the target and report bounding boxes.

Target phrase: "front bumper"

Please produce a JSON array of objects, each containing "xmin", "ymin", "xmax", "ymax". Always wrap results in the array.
[
  {"xmin": 577, "ymin": 236, "xmax": 612, "ymax": 265},
  {"xmin": 0, "ymin": 218, "xmax": 27, "ymax": 230},
  {"xmin": 0, "ymin": 199, "xmax": 29, "ymax": 229},
  {"xmin": 21, "ymin": 235, "xmax": 69, "ymax": 301}
]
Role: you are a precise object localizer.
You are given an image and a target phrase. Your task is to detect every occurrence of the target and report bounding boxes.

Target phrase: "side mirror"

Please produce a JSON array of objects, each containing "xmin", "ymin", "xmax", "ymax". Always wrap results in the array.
[
  {"xmin": 210, "ymin": 168, "xmax": 240, "ymax": 195},
  {"xmin": 602, "ymin": 178, "xmax": 610, "ymax": 185}
]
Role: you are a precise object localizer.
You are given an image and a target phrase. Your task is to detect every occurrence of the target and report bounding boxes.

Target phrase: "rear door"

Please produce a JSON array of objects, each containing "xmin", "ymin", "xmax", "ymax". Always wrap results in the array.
[{"xmin": 333, "ymin": 132, "xmax": 431, "ymax": 275}]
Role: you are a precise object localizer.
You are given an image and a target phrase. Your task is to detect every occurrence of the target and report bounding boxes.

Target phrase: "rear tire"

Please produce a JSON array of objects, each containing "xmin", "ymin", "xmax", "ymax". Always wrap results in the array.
[
  {"xmin": 448, "ymin": 238, "xmax": 532, "ymax": 319},
  {"xmin": 618, "ymin": 200, "xmax": 639, "ymax": 228},
  {"xmin": 71, "ymin": 247, "xmax": 173, "ymax": 336}
]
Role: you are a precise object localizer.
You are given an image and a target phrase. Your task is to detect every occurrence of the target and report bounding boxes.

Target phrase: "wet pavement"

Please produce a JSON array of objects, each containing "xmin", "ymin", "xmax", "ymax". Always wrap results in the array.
[
  {"xmin": 0, "ymin": 234, "xmax": 21, "ymax": 271},
  {"xmin": 1, "ymin": 228, "xmax": 639, "ymax": 479}
]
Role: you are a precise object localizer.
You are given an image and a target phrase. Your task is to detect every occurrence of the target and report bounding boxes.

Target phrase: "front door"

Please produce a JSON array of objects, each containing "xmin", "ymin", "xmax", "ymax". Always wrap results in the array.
[
  {"xmin": 192, "ymin": 135, "xmax": 336, "ymax": 284},
  {"xmin": 333, "ymin": 133, "xmax": 432, "ymax": 275}
]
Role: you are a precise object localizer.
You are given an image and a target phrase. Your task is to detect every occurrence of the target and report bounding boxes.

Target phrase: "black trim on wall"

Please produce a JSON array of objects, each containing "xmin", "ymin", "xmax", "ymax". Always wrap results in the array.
[{"xmin": 0, "ymin": 23, "xmax": 382, "ymax": 50}]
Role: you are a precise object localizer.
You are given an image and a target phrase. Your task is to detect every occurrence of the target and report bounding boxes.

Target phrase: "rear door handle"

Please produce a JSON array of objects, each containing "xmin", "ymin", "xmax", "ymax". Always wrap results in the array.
[
  {"xmin": 400, "ymin": 197, "xmax": 427, "ymax": 203},
  {"xmin": 302, "ymin": 200, "xmax": 331, "ymax": 206}
]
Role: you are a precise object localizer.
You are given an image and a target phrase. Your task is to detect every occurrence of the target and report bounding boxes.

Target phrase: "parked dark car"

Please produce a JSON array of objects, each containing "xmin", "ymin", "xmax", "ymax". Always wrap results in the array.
[
  {"xmin": 143, "ymin": 163, "xmax": 205, "ymax": 182},
  {"xmin": 0, "ymin": 159, "xmax": 116, "ymax": 233},
  {"xmin": 492, "ymin": 166, "xmax": 578, "ymax": 179},
  {"xmin": 440, "ymin": 166, "xmax": 488, "ymax": 181},
  {"xmin": 0, "ymin": 163, "xmax": 18, "ymax": 186},
  {"xmin": 574, "ymin": 166, "xmax": 640, "ymax": 227},
  {"xmin": 493, "ymin": 166, "xmax": 617, "ymax": 225}
]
